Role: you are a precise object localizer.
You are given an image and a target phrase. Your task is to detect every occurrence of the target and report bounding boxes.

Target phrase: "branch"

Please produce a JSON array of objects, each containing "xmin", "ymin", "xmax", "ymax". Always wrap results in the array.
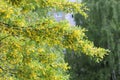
[
  {"xmin": 0, "ymin": 66, "xmax": 4, "ymax": 71},
  {"xmin": 0, "ymin": 21, "xmax": 18, "ymax": 28},
  {"xmin": 0, "ymin": 35, "xmax": 10, "ymax": 42}
]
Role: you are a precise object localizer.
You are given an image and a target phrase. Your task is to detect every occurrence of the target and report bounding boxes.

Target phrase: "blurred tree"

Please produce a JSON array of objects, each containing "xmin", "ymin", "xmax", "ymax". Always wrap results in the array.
[{"xmin": 66, "ymin": 0, "xmax": 120, "ymax": 80}]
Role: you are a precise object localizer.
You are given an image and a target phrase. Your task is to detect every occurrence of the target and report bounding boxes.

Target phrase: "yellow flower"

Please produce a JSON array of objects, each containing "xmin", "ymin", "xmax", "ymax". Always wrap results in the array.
[
  {"xmin": 9, "ymin": 77, "xmax": 13, "ymax": 80},
  {"xmin": 38, "ymin": 48, "xmax": 44, "ymax": 53},
  {"xmin": 31, "ymin": 49, "xmax": 35, "ymax": 52},
  {"xmin": 30, "ymin": 72, "xmax": 37, "ymax": 79},
  {"xmin": 0, "ymin": 68, "xmax": 3, "ymax": 73}
]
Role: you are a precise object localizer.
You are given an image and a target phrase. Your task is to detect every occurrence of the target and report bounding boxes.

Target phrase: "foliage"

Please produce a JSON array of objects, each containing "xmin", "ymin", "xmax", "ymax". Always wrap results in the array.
[
  {"xmin": 0, "ymin": 0, "xmax": 108, "ymax": 80},
  {"xmin": 66, "ymin": 0, "xmax": 120, "ymax": 80}
]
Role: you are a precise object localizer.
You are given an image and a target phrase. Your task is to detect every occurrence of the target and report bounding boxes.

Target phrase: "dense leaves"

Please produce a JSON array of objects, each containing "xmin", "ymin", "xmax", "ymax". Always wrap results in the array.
[{"xmin": 0, "ymin": 0, "xmax": 108, "ymax": 80}]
